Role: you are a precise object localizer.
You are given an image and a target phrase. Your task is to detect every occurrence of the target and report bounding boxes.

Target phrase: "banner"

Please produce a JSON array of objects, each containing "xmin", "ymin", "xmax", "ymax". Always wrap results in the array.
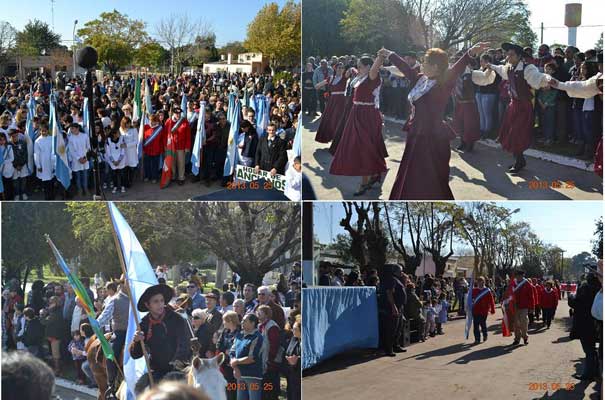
[{"xmin": 235, "ymin": 165, "xmax": 286, "ymax": 191}]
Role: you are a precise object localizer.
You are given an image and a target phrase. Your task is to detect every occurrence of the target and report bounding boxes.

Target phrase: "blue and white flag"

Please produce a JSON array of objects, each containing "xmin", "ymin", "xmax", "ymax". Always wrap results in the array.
[
  {"xmin": 255, "ymin": 94, "xmax": 270, "ymax": 137},
  {"xmin": 191, "ymin": 101, "xmax": 206, "ymax": 176},
  {"xmin": 107, "ymin": 202, "xmax": 158, "ymax": 400},
  {"xmin": 0, "ymin": 148, "xmax": 4, "ymax": 193},
  {"xmin": 180, "ymin": 92, "xmax": 187, "ymax": 114},
  {"xmin": 51, "ymin": 93, "xmax": 71, "ymax": 189},
  {"xmin": 82, "ymin": 97, "xmax": 90, "ymax": 136},
  {"xmin": 292, "ymin": 117, "xmax": 301, "ymax": 158},
  {"xmin": 223, "ymin": 93, "xmax": 240, "ymax": 177},
  {"xmin": 25, "ymin": 88, "xmax": 36, "ymax": 173},
  {"xmin": 464, "ymin": 272, "xmax": 474, "ymax": 340},
  {"xmin": 138, "ymin": 79, "xmax": 154, "ymax": 159}
]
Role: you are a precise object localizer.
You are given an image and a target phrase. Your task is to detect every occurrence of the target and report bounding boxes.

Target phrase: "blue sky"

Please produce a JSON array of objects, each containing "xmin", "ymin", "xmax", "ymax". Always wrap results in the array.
[
  {"xmin": 4, "ymin": 0, "xmax": 295, "ymax": 47},
  {"xmin": 313, "ymin": 202, "xmax": 603, "ymax": 257},
  {"xmin": 527, "ymin": 0, "xmax": 604, "ymax": 50}
]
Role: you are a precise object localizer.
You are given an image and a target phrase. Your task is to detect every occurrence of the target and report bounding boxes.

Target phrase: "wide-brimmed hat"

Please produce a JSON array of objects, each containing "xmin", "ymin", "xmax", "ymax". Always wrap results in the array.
[
  {"xmin": 137, "ymin": 284, "xmax": 174, "ymax": 312},
  {"xmin": 502, "ymin": 43, "xmax": 531, "ymax": 58}
]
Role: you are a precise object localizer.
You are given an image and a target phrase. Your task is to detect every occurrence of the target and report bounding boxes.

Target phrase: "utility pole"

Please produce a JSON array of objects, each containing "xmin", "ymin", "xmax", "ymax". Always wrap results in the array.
[
  {"xmin": 559, "ymin": 249, "xmax": 566, "ymax": 280},
  {"xmin": 540, "ymin": 22, "xmax": 544, "ymax": 44}
]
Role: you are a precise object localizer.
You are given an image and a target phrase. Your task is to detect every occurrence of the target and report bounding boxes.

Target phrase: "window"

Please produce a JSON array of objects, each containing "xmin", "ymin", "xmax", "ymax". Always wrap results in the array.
[{"xmin": 246, "ymin": 56, "xmax": 251, "ymax": 61}]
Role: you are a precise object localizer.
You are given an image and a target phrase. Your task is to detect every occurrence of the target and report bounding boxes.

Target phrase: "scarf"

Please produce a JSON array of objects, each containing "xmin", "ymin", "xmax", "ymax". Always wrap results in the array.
[{"xmin": 146, "ymin": 310, "xmax": 167, "ymax": 341}]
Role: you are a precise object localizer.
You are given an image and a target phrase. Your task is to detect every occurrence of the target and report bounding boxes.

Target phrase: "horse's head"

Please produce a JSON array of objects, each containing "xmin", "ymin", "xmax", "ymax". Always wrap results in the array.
[{"xmin": 187, "ymin": 354, "xmax": 227, "ymax": 400}]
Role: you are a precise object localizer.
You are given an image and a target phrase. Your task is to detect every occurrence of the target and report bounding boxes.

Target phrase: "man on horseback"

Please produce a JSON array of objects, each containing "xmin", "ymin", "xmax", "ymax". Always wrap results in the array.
[
  {"xmin": 130, "ymin": 284, "xmax": 192, "ymax": 395},
  {"xmin": 96, "ymin": 281, "xmax": 130, "ymax": 398}
]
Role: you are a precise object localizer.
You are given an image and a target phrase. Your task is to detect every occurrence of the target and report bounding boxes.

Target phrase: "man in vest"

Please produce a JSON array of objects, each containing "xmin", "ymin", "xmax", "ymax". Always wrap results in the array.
[
  {"xmin": 474, "ymin": 42, "xmax": 552, "ymax": 173},
  {"xmin": 95, "ymin": 281, "xmax": 130, "ymax": 397},
  {"xmin": 257, "ymin": 304, "xmax": 283, "ymax": 400},
  {"xmin": 471, "ymin": 276, "xmax": 496, "ymax": 344},
  {"xmin": 512, "ymin": 270, "xmax": 535, "ymax": 346}
]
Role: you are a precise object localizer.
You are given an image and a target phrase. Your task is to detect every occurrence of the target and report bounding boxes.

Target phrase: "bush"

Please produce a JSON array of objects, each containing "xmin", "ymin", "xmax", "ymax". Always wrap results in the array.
[{"xmin": 273, "ymin": 71, "xmax": 293, "ymax": 86}]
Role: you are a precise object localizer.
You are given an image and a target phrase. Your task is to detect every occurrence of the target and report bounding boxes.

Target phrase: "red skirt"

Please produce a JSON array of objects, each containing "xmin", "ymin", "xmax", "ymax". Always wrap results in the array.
[
  {"xmin": 452, "ymin": 100, "xmax": 480, "ymax": 143},
  {"xmin": 316, "ymin": 94, "xmax": 347, "ymax": 143},
  {"xmin": 498, "ymin": 98, "xmax": 533, "ymax": 154},
  {"xmin": 329, "ymin": 97, "xmax": 353, "ymax": 155},
  {"xmin": 389, "ymin": 121, "xmax": 454, "ymax": 200},
  {"xmin": 329, "ymin": 104, "xmax": 387, "ymax": 176}
]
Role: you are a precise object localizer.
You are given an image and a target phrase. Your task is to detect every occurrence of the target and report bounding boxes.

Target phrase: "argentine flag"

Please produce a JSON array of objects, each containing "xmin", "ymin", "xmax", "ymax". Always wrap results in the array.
[
  {"xmin": 464, "ymin": 272, "xmax": 474, "ymax": 340},
  {"xmin": 223, "ymin": 93, "xmax": 240, "ymax": 177},
  {"xmin": 107, "ymin": 202, "xmax": 158, "ymax": 400},
  {"xmin": 191, "ymin": 101, "xmax": 206, "ymax": 176},
  {"xmin": 51, "ymin": 93, "xmax": 71, "ymax": 189},
  {"xmin": 255, "ymin": 94, "xmax": 270, "ymax": 137}
]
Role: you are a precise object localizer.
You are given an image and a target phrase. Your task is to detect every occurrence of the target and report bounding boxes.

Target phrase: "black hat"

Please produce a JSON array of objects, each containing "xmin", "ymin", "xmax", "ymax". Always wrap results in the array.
[
  {"xmin": 586, "ymin": 52, "xmax": 603, "ymax": 64},
  {"xmin": 501, "ymin": 43, "xmax": 530, "ymax": 58},
  {"xmin": 137, "ymin": 284, "xmax": 174, "ymax": 312}
]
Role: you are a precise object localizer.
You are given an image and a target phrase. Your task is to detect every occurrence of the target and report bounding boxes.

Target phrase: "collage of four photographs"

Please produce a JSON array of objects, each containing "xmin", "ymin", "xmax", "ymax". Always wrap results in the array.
[{"xmin": 0, "ymin": 0, "xmax": 603, "ymax": 399}]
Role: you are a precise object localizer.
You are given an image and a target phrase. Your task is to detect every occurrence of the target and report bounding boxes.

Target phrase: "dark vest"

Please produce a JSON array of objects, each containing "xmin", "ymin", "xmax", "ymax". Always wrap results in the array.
[
  {"xmin": 112, "ymin": 291, "xmax": 130, "ymax": 331},
  {"xmin": 507, "ymin": 63, "xmax": 532, "ymax": 101}
]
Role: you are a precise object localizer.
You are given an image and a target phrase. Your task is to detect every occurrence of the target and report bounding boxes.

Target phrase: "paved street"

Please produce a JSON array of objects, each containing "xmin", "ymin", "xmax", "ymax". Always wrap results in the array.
[
  {"xmin": 303, "ymin": 302, "xmax": 600, "ymax": 400},
  {"xmin": 302, "ymin": 115, "xmax": 603, "ymax": 200},
  {"xmin": 54, "ymin": 385, "xmax": 96, "ymax": 400}
]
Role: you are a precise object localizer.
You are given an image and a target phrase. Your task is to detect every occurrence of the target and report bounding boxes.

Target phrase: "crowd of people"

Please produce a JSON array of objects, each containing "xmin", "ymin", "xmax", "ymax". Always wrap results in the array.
[
  {"xmin": 306, "ymin": 41, "xmax": 603, "ymax": 199},
  {"xmin": 1, "ymin": 263, "xmax": 302, "ymax": 400},
  {"xmin": 316, "ymin": 260, "xmax": 602, "ymax": 381},
  {"xmin": 0, "ymin": 69, "xmax": 302, "ymax": 200}
]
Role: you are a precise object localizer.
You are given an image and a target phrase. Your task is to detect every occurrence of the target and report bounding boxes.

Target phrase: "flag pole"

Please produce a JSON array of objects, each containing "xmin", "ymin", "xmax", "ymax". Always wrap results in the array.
[{"xmin": 105, "ymin": 203, "xmax": 155, "ymax": 387}]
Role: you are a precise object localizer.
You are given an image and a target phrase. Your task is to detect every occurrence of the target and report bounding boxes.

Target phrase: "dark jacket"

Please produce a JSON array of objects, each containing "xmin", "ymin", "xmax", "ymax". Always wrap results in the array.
[
  {"xmin": 241, "ymin": 131, "xmax": 259, "ymax": 158},
  {"xmin": 129, "ymin": 307, "xmax": 191, "ymax": 373},
  {"xmin": 569, "ymin": 280, "xmax": 600, "ymax": 340},
  {"xmin": 404, "ymin": 288, "xmax": 424, "ymax": 321},
  {"xmin": 42, "ymin": 306, "xmax": 64, "ymax": 339},
  {"xmin": 254, "ymin": 135, "xmax": 288, "ymax": 175},
  {"xmin": 205, "ymin": 307, "xmax": 223, "ymax": 337},
  {"xmin": 194, "ymin": 323, "xmax": 215, "ymax": 357},
  {"xmin": 21, "ymin": 317, "xmax": 44, "ymax": 346}
]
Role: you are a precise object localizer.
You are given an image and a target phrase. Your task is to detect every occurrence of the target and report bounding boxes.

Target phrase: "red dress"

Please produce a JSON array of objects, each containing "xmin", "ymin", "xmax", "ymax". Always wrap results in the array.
[
  {"xmin": 316, "ymin": 76, "xmax": 348, "ymax": 143},
  {"xmin": 498, "ymin": 63, "xmax": 533, "ymax": 154},
  {"xmin": 451, "ymin": 70, "xmax": 480, "ymax": 144},
  {"xmin": 594, "ymin": 137, "xmax": 602, "ymax": 177},
  {"xmin": 328, "ymin": 95, "xmax": 353, "ymax": 155},
  {"xmin": 329, "ymin": 74, "xmax": 387, "ymax": 176},
  {"xmin": 388, "ymin": 52, "xmax": 473, "ymax": 200},
  {"xmin": 143, "ymin": 124, "xmax": 165, "ymax": 156}
]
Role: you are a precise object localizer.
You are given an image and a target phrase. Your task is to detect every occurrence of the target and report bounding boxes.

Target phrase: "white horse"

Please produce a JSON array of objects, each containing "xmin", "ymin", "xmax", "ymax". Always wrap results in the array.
[{"xmin": 116, "ymin": 354, "xmax": 227, "ymax": 400}]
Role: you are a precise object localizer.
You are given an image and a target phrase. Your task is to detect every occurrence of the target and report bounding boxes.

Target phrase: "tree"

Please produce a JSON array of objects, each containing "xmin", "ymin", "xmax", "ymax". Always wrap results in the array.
[
  {"xmin": 328, "ymin": 234, "xmax": 356, "ymax": 264},
  {"xmin": 339, "ymin": 202, "xmax": 388, "ymax": 272},
  {"xmin": 340, "ymin": 0, "xmax": 416, "ymax": 54},
  {"xmin": 245, "ymin": 1, "xmax": 301, "ymax": 71},
  {"xmin": 384, "ymin": 202, "xmax": 425, "ymax": 275},
  {"xmin": 1, "ymin": 202, "xmax": 75, "ymax": 293},
  {"xmin": 219, "ymin": 41, "xmax": 248, "ymax": 57},
  {"xmin": 571, "ymin": 252, "xmax": 597, "ymax": 280},
  {"xmin": 405, "ymin": 0, "xmax": 536, "ymax": 50},
  {"xmin": 134, "ymin": 41, "xmax": 169, "ymax": 69},
  {"xmin": 77, "ymin": 10, "xmax": 149, "ymax": 74},
  {"xmin": 420, "ymin": 203, "xmax": 458, "ymax": 276},
  {"xmin": 592, "ymin": 217, "xmax": 602, "ymax": 258},
  {"xmin": 302, "ymin": 0, "xmax": 350, "ymax": 58},
  {"xmin": 0, "ymin": 21, "xmax": 16, "ymax": 63},
  {"xmin": 155, "ymin": 14, "xmax": 213, "ymax": 74},
  {"xmin": 191, "ymin": 203, "xmax": 300, "ymax": 285},
  {"xmin": 15, "ymin": 19, "xmax": 61, "ymax": 56},
  {"xmin": 595, "ymin": 33, "xmax": 603, "ymax": 51}
]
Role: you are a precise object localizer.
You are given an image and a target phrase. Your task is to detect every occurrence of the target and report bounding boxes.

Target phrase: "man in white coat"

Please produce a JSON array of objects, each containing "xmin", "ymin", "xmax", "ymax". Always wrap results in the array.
[{"xmin": 34, "ymin": 122, "xmax": 55, "ymax": 200}]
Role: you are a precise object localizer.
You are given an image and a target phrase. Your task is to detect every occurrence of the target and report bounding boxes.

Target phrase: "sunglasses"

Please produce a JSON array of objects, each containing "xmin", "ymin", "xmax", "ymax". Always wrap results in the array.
[{"xmin": 187, "ymin": 285, "xmax": 196, "ymax": 289}]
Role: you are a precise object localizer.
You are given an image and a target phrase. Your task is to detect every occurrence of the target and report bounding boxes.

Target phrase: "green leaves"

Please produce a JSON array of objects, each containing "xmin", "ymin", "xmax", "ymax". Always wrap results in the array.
[{"xmin": 15, "ymin": 19, "xmax": 61, "ymax": 56}]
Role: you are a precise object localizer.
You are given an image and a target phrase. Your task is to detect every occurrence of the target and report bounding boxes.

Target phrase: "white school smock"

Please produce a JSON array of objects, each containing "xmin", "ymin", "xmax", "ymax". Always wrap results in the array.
[
  {"xmin": 284, "ymin": 165, "xmax": 301, "ymax": 201},
  {"xmin": 67, "ymin": 132, "xmax": 90, "ymax": 171},
  {"xmin": 121, "ymin": 127, "xmax": 139, "ymax": 167},
  {"xmin": 0, "ymin": 145, "xmax": 14, "ymax": 178},
  {"xmin": 34, "ymin": 135, "xmax": 54, "ymax": 181},
  {"xmin": 105, "ymin": 136, "xmax": 126, "ymax": 170}
]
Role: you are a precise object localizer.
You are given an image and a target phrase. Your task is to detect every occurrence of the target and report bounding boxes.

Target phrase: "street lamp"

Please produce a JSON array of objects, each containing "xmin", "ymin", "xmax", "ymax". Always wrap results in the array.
[{"xmin": 72, "ymin": 20, "xmax": 78, "ymax": 78}]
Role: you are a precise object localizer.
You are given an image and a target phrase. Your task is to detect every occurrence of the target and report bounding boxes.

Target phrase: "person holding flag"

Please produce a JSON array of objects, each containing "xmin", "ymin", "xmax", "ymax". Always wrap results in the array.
[
  {"xmin": 94, "ymin": 280, "xmax": 131, "ymax": 398},
  {"xmin": 163, "ymin": 106, "xmax": 190, "ymax": 186},
  {"xmin": 129, "ymin": 284, "xmax": 191, "ymax": 394},
  {"xmin": 142, "ymin": 114, "xmax": 164, "ymax": 183},
  {"xmin": 471, "ymin": 276, "xmax": 496, "ymax": 344},
  {"xmin": 511, "ymin": 270, "xmax": 535, "ymax": 346}
]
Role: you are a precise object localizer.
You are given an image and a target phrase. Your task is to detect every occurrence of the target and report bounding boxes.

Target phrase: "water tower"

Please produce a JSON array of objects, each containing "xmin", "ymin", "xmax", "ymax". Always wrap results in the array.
[{"xmin": 565, "ymin": 3, "xmax": 582, "ymax": 47}]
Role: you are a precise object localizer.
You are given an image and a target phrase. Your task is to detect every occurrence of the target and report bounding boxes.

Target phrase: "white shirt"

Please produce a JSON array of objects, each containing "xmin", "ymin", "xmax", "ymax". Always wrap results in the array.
[
  {"xmin": 0, "ymin": 144, "xmax": 14, "ymax": 178},
  {"xmin": 486, "ymin": 61, "xmax": 551, "ymax": 90},
  {"xmin": 105, "ymin": 136, "xmax": 126, "ymax": 170},
  {"xmin": 67, "ymin": 132, "xmax": 90, "ymax": 171},
  {"xmin": 34, "ymin": 135, "xmax": 54, "ymax": 181},
  {"xmin": 120, "ymin": 127, "xmax": 139, "ymax": 167},
  {"xmin": 557, "ymin": 72, "xmax": 603, "ymax": 99},
  {"xmin": 284, "ymin": 164, "xmax": 301, "ymax": 201}
]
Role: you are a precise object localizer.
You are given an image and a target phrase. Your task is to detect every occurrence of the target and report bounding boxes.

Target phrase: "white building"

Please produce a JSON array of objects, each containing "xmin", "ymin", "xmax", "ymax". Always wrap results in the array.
[{"xmin": 203, "ymin": 52, "xmax": 269, "ymax": 74}]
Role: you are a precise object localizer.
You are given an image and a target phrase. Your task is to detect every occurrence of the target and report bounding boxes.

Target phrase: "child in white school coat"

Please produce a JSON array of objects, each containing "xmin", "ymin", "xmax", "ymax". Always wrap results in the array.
[{"xmin": 105, "ymin": 128, "xmax": 126, "ymax": 194}]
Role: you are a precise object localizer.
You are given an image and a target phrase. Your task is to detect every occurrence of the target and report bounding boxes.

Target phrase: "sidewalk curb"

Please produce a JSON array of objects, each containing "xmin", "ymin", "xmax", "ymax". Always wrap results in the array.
[
  {"xmin": 383, "ymin": 117, "xmax": 595, "ymax": 172},
  {"xmin": 55, "ymin": 377, "xmax": 98, "ymax": 397}
]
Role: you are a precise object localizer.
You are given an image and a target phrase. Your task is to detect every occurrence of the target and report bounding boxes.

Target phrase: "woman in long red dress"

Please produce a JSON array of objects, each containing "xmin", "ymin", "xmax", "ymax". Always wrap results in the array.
[
  {"xmin": 380, "ymin": 43, "xmax": 490, "ymax": 200},
  {"xmin": 315, "ymin": 63, "xmax": 349, "ymax": 143},
  {"xmin": 329, "ymin": 67, "xmax": 357, "ymax": 155},
  {"xmin": 329, "ymin": 55, "xmax": 388, "ymax": 196}
]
